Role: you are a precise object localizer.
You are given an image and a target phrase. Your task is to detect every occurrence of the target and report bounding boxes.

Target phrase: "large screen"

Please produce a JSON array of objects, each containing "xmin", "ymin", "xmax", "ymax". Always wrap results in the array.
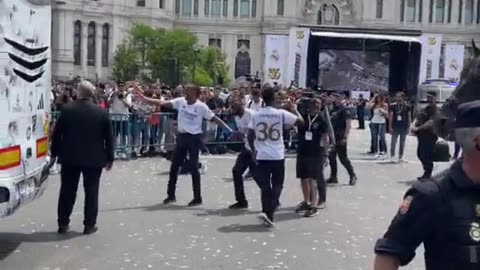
[{"xmin": 317, "ymin": 50, "xmax": 390, "ymax": 92}]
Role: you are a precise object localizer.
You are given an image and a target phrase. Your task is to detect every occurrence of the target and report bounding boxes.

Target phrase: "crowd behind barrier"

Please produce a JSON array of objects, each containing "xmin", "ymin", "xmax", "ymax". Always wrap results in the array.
[{"xmin": 49, "ymin": 79, "xmax": 374, "ymax": 159}]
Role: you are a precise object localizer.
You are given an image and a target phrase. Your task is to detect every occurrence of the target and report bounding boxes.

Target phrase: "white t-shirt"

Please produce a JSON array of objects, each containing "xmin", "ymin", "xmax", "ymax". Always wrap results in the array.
[
  {"xmin": 246, "ymin": 98, "xmax": 264, "ymax": 112},
  {"xmin": 248, "ymin": 106, "xmax": 298, "ymax": 160},
  {"xmin": 171, "ymin": 97, "xmax": 215, "ymax": 135},
  {"xmin": 371, "ymin": 107, "xmax": 387, "ymax": 124},
  {"xmin": 109, "ymin": 92, "xmax": 132, "ymax": 121},
  {"xmin": 234, "ymin": 108, "xmax": 254, "ymax": 150}
]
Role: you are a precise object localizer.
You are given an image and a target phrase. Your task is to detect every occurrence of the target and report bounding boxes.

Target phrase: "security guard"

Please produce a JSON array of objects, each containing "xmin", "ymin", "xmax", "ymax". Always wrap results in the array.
[
  {"xmin": 412, "ymin": 91, "xmax": 438, "ymax": 180},
  {"xmin": 374, "ymin": 100, "xmax": 480, "ymax": 270}
]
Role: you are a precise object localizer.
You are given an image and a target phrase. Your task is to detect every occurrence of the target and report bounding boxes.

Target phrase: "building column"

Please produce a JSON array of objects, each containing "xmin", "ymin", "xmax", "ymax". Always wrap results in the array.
[
  {"xmin": 95, "ymin": 23, "xmax": 103, "ymax": 81},
  {"xmin": 81, "ymin": 21, "xmax": 88, "ymax": 76}
]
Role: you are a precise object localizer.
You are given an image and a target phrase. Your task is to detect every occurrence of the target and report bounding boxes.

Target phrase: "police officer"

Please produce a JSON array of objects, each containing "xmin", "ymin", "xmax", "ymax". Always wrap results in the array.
[
  {"xmin": 412, "ymin": 91, "xmax": 438, "ymax": 180},
  {"xmin": 374, "ymin": 100, "xmax": 480, "ymax": 270}
]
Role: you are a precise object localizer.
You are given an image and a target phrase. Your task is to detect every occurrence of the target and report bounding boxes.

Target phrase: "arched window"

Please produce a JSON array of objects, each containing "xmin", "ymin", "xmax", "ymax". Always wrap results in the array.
[
  {"xmin": 235, "ymin": 40, "xmax": 250, "ymax": 78},
  {"xmin": 436, "ymin": 0, "xmax": 445, "ymax": 23},
  {"xmin": 102, "ymin": 23, "xmax": 109, "ymax": 67},
  {"xmin": 73, "ymin": 20, "xmax": 81, "ymax": 66},
  {"xmin": 317, "ymin": 4, "xmax": 340, "ymax": 25},
  {"xmin": 477, "ymin": 0, "xmax": 480, "ymax": 24},
  {"xmin": 465, "ymin": 0, "xmax": 474, "ymax": 24},
  {"xmin": 87, "ymin": 22, "xmax": 96, "ymax": 66},
  {"xmin": 459, "ymin": 0, "xmax": 463, "ymax": 23}
]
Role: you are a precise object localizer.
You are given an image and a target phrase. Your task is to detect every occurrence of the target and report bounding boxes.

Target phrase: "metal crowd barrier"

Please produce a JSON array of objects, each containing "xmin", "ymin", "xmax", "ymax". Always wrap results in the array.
[{"xmin": 49, "ymin": 111, "xmax": 298, "ymax": 159}]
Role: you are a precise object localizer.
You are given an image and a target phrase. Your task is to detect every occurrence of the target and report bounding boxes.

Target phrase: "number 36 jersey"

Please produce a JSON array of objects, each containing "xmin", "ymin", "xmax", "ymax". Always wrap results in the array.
[{"xmin": 248, "ymin": 106, "xmax": 298, "ymax": 160}]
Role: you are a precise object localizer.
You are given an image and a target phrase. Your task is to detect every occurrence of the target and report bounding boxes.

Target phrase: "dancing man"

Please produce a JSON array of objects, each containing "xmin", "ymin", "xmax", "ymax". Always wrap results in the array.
[{"xmin": 133, "ymin": 83, "xmax": 232, "ymax": 206}]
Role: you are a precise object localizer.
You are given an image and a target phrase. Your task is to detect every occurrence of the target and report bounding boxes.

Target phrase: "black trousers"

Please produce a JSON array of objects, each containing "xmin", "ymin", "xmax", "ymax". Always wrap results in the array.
[
  {"xmin": 328, "ymin": 143, "xmax": 355, "ymax": 178},
  {"xmin": 168, "ymin": 133, "xmax": 202, "ymax": 199},
  {"xmin": 257, "ymin": 160, "xmax": 285, "ymax": 220},
  {"xmin": 232, "ymin": 149, "xmax": 257, "ymax": 203},
  {"xmin": 417, "ymin": 136, "xmax": 437, "ymax": 177},
  {"xmin": 58, "ymin": 165, "xmax": 103, "ymax": 227},
  {"xmin": 357, "ymin": 113, "xmax": 365, "ymax": 129}
]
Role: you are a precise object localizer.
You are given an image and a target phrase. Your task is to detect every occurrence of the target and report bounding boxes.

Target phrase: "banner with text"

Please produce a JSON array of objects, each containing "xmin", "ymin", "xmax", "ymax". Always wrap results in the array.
[
  {"xmin": 444, "ymin": 44, "xmax": 465, "ymax": 82},
  {"xmin": 287, "ymin": 27, "xmax": 310, "ymax": 88},
  {"xmin": 263, "ymin": 35, "xmax": 289, "ymax": 86},
  {"xmin": 419, "ymin": 34, "xmax": 442, "ymax": 82}
]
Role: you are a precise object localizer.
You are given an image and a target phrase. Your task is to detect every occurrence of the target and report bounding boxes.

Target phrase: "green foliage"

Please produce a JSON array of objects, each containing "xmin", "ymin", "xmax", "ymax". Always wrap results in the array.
[
  {"xmin": 111, "ymin": 23, "xmax": 230, "ymax": 86},
  {"xmin": 111, "ymin": 41, "xmax": 138, "ymax": 82}
]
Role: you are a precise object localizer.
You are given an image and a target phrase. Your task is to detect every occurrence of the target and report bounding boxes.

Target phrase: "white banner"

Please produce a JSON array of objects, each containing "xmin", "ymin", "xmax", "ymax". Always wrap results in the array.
[
  {"xmin": 444, "ymin": 44, "xmax": 465, "ymax": 82},
  {"xmin": 287, "ymin": 27, "xmax": 310, "ymax": 88},
  {"xmin": 263, "ymin": 35, "xmax": 289, "ymax": 87},
  {"xmin": 419, "ymin": 34, "xmax": 442, "ymax": 82}
]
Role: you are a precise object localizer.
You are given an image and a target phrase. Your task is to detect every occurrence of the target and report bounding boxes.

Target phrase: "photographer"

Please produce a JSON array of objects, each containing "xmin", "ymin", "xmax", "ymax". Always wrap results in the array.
[
  {"xmin": 295, "ymin": 95, "xmax": 330, "ymax": 217},
  {"xmin": 108, "ymin": 83, "xmax": 133, "ymax": 158}
]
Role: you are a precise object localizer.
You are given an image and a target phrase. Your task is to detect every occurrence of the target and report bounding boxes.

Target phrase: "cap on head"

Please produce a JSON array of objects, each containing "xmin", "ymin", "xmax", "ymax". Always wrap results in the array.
[{"xmin": 455, "ymin": 101, "xmax": 480, "ymax": 129}]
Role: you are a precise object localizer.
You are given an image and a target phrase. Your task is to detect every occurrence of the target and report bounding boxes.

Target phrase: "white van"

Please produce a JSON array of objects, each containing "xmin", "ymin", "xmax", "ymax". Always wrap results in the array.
[{"xmin": 0, "ymin": 0, "xmax": 52, "ymax": 217}]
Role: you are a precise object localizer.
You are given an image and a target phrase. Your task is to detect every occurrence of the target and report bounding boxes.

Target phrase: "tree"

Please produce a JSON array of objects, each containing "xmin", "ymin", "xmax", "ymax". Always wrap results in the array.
[
  {"xmin": 111, "ymin": 24, "xmax": 230, "ymax": 85},
  {"xmin": 111, "ymin": 41, "xmax": 138, "ymax": 82}
]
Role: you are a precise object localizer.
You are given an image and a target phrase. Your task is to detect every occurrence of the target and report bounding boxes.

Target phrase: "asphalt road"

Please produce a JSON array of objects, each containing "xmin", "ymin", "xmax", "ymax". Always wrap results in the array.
[{"xmin": 0, "ymin": 128, "xmax": 452, "ymax": 270}]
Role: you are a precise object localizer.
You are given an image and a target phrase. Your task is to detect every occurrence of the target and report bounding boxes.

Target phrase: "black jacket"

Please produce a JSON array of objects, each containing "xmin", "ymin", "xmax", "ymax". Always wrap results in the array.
[{"xmin": 51, "ymin": 98, "xmax": 114, "ymax": 168}]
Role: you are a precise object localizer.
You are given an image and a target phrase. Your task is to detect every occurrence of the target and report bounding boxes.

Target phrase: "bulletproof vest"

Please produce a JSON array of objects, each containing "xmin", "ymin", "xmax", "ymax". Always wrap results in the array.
[{"xmin": 421, "ymin": 176, "xmax": 480, "ymax": 270}]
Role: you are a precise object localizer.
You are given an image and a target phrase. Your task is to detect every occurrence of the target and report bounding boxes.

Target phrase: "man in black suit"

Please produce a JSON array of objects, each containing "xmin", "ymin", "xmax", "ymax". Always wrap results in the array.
[{"xmin": 51, "ymin": 81, "xmax": 114, "ymax": 235}]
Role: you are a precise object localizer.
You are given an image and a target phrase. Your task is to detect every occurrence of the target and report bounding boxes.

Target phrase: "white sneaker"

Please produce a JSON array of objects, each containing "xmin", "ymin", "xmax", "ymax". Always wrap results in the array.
[
  {"xmin": 398, "ymin": 157, "xmax": 406, "ymax": 163},
  {"xmin": 199, "ymin": 162, "xmax": 208, "ymax": 175},
  {"xmin": 258, "ymin": 213, "xmax": 275, "ymax": 227}
]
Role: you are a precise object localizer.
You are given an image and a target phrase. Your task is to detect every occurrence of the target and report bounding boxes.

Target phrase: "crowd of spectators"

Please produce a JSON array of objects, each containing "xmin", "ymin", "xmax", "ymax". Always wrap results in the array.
[{"xmin": 49, "ymin": 78, "xmax": 375, "ymax": 160}]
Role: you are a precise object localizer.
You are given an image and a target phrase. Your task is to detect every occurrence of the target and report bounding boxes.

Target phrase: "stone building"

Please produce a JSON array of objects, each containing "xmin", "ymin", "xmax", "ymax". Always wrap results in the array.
[{"xmin": 51, "ymin": 0, "xmax": 480, "ymax": 81}]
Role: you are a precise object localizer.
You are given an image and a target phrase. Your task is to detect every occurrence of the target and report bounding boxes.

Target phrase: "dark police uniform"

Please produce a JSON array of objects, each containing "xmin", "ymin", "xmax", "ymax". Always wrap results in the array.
[
  {"xmin": 328, "ymin": 103, "xmax": 356, "ymax": 183},
  {"xmin": 415, "ymin": 94, "xmax": 439, "ymax": 179},
  {"xmin": 296, "ymin": 112, "xmax": 328, "ymax": 203},
  {"xmin": 375, "ymin": 101, "xmax": 480, "ymax": 270}
]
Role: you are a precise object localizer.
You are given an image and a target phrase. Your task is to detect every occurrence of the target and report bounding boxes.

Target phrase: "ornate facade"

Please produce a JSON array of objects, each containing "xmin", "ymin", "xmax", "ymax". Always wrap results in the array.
[{"xmin": 51, "ymin": 0, "xmax": 480, "ymax": 81}]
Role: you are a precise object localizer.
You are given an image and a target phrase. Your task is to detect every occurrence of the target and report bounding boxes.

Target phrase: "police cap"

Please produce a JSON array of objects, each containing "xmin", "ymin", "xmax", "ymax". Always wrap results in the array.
[{"xmin": 455, "ymin": 100, "xmax": 480, "ymax": 128}]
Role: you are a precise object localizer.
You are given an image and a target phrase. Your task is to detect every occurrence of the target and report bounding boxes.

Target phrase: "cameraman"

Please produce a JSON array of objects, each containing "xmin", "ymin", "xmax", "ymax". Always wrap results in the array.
[{"xmin": 295, "ymin": 96, "xmax": 330, "ymax": 217}]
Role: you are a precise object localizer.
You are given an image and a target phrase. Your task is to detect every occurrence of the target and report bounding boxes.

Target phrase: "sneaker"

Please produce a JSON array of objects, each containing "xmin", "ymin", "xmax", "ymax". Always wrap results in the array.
[
  {"xmin": 295, "ymin": 201, "xmax": 310, "ymax": 213},
  {"xmin": 304, "ymin": 207, "xmax": 319, "ymax": 218},
  {"xmin": 187, "ymin": 198, "xmax": 203, "ymax": 207},
  {"xmin": 258, "ymin": 213, "xmax": 275, "ymax": 227},
  {"xmin": 317, "ymin": 202, "xmax": 326, "ymax": 209},
  {"xmin": 349, "ymin": 175, "xmax": 358, "ymax": 186},
  {"xmin": 228, "ymin": 201, "xmax": 248, "ymax": 209},
  {"xmin": 83, "ymin": 226, "xmax": 98, "ymax": 235},
  {"xmin": 326, "ymin": 177, "xmax": 338, "ymax": 184},
  {"xmin": 398, "ymin": 157, "xmax": 406, "ymax": 163},
  {"xmin": 199, "ymin": 162, "xmax": 207, "ymax": 175},
  {"xmin": 57, "ymin": 225, "xmax": 69, "ymax": 235},
  {"xmin": 244, "ymin": 170, "xmax": 253, "ymax": 179},
  {"xmin": 163, "ymin": 196, "xmax": 177, "ymax": 205}
]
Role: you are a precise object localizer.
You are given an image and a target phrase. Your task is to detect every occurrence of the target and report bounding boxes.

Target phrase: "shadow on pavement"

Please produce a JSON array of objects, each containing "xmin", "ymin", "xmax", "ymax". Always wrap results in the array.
[
  {"xmin": 0, "ymin": 231, "xmax": 82, "ymax": 261},
  {"xmin": 196, "ymin": 208, "xmax": 261, "ymax": 217},
  {"xmin": 101, "ymin": 203, "xmax": 207, "ymax": 213},
  {"xmin": 217, "ymin": 224, "xmax": 271, "ymax": 233}
]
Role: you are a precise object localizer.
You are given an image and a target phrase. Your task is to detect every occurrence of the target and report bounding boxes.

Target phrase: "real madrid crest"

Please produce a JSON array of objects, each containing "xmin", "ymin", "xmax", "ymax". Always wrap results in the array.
[
  {"xmin": 428, "ymin": 37, "xmax": 437, "ymax": 45},
  {"xmin": 296, "ymin": 31, "xmax": 305, "ymax": 40},
  {"xmin": 469, "ymin": 222, "xmax": 480, "ymax": 242},
  {"xmin": 268, "ymin": 68, "xmax": 281, "ymax": 80}
]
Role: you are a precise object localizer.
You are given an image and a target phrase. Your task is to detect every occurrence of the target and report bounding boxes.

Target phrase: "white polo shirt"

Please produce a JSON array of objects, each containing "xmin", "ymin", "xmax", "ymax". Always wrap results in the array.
[
  {"xmin": 171, "ymin": 97, "xmax": 215, "ymax": 135},
  {"xmin": 234, "ymin": 108, "xmax": 254, "ymax": 150},
  {"xmin": 248, "ymin": 106, "xmax": 298, "ymax": 160}
]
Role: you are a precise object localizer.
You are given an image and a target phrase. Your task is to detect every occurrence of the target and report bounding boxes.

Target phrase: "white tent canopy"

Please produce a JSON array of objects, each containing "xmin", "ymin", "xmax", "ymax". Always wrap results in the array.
[{"xmin": 311, "ymin": 31, "xmax": 421, "ymax": 43}]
